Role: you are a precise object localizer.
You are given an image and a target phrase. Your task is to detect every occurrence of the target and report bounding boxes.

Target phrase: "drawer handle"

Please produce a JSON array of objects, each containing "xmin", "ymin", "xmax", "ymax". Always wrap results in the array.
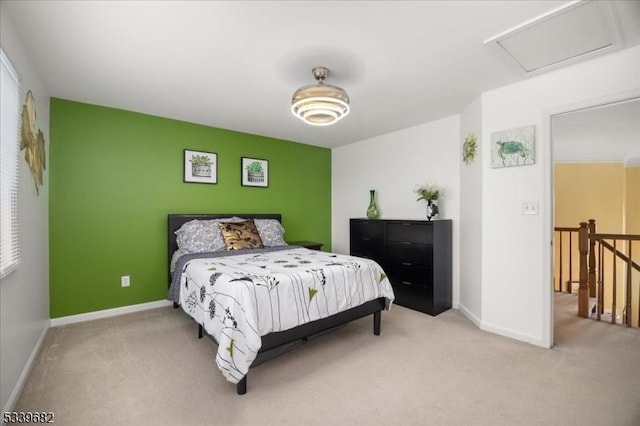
[
  {"xmin": 402, "ymin": 262, "xmax": 412, "ymax": 266},
  {"xmin": 401, "ymin": 242, "xmax": 411, "ymax": 245},
  {"xmin": 401, "ymin": 281, "xmax": 413, "ymax": 286},
  {"xmin": 402, "ymin": 223, "xmax": 411, "ymax": 226},
  {"xmin": 362, "ymin": 237, "xmax": 370, "ymax": 241}
]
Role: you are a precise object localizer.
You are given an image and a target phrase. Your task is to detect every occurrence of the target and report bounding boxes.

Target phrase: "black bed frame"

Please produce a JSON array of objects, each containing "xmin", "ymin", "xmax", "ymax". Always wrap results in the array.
[{"xmin": 168, "ymin": 213, "xmax": 386, "ymax": 395}]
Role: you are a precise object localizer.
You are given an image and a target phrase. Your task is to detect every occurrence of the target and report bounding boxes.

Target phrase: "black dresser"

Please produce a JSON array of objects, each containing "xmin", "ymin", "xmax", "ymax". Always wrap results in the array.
[{"xmin": 350, "ymin": 218, "xmax": 452, "ymax": 315}]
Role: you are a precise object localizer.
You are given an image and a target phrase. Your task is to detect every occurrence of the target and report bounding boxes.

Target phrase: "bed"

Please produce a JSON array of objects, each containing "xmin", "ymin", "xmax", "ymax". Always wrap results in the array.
[{"xmin": 167, "ymin": 213, "xmax": 394, "ymax": 394}]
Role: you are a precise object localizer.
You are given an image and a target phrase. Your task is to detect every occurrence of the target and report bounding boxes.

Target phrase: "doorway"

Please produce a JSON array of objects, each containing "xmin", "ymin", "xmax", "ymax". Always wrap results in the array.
[{"xmin": 547, "ymin": 93, "xmax": 640, "ymax": 345}]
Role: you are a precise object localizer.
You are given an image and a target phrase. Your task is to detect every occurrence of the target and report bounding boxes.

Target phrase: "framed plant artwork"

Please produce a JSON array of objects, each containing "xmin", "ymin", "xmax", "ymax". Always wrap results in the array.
[
  {"xmin": 241, "ymin": 157, "xmax": 269, "ymax": 187},
  {"xmin": 184, "ymin": 149, "xmax": 217, "ymax": 184}
]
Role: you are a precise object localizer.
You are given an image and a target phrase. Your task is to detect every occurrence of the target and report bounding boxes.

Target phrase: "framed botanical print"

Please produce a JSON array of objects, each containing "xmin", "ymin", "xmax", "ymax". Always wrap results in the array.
[
  {"xmin": 241, "ymin": 157, "xmax": 268, "ymax": 187},
  {"xmin": 184, "ymin": 149, "xmax": 217, "ymax": 184}
]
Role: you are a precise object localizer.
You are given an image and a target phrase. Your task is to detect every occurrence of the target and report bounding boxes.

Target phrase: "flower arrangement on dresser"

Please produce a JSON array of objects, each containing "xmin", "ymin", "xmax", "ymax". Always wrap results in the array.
[{"xmin": 414, "ymin": 182, "xmax": 441, "ymax": 221}]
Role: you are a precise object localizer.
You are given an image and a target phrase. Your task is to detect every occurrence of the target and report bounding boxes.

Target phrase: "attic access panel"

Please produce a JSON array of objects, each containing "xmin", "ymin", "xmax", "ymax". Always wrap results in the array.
[{"xmin": 487, "ymin": 1, "xmax": 621, "ymax": 75}]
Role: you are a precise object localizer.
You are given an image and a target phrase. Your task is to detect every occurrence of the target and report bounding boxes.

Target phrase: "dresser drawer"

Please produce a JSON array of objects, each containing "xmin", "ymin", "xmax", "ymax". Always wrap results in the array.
[
  {"xmin": 350, "ymin": 240, "xmax": 384, "ymax": 260},
  {"xmin": 386, "ymin": 264, "xmax": 432, "ymax": 288},
  {"xmin": 390, "ymin": 281, "xmax": 434, "ymax": 314},
  {"xmin": 385, "ymin": 222, "xmax": 432, "ymax": 244},
  {"xmin": 350, "ymin": 219, "xmax": 384, "ymax": 240},
  {"xmin": 384, "ymin": 242, "xmax": 432, "ymax": 267}
]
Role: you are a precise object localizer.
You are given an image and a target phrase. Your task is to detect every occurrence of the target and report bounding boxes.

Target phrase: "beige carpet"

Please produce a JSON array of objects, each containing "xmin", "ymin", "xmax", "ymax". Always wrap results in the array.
[{"xmin": 13, "ymin": 294, "xmax": 640, "ymax": 426}]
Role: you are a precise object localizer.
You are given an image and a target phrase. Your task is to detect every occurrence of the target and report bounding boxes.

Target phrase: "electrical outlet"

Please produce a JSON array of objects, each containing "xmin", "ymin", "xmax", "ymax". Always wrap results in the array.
[
  {"xmin": 121, "ymin": 275, "xmax": 130, "ymax": 287},
  {"xmin": 521, "ymin": 200, "xmax": 539, "ymax": 215}
]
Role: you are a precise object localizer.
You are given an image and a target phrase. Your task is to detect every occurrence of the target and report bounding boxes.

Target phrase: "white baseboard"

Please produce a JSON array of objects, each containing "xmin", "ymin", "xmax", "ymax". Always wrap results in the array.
[
  {"xmin": 454, "ymin": 306, "xmax": 545, "ymax": 347},
  {"xmin": 50, "ymin": 299, "xmax": 174, "ymax": 327},
  {"xmin": 480, "ymin": 320, "xmax": 546, "ymax": 347},
  {"xmin": 2, "ymin": 323, "xmax": 48, "ymax": 417},
  {"xmin": 457, "ymin": 303, "xmax": 481, "ymax": 328}
]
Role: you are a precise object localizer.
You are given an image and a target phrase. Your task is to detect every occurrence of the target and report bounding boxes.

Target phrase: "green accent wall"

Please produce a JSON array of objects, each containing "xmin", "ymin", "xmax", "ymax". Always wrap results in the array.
[{"xmin": 49, "ymin": 98, "xmax": 331, "ymax": 318}]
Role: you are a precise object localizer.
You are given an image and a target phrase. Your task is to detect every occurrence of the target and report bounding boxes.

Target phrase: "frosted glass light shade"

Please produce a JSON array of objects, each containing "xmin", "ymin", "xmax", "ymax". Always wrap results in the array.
[{"xmin": 291, "ymin": 67, "xmax": 350, "ymax": 126}]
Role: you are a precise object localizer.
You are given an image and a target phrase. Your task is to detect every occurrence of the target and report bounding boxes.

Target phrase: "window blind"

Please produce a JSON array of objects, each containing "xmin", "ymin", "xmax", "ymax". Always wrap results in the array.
[{"xmin": 0, "ymin": 49, "xmax": 21, "ymax": 278}]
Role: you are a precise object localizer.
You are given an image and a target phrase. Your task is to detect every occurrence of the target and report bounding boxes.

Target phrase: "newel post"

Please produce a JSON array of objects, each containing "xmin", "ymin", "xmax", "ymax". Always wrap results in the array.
[
  {"xmin": 578, "ymin": 222, "xmax": 589, "ymax": 318},
  {"xmin": 588, "ymin": 219, "xmax": 597, "ymax": 298}
]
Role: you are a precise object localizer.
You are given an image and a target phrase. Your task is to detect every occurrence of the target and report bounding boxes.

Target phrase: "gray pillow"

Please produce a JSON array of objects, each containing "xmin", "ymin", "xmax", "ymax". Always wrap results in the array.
[
  {"xmin": 174, "ymin": 217, "xmax": 286, "ymax": 252},
  {"xmin": 175, "ymin": 218, "xmax": 239, "ymax": 252},
  {"xmin": 254, "ymin": 219, "xmax": 287, "ymax": 246}
]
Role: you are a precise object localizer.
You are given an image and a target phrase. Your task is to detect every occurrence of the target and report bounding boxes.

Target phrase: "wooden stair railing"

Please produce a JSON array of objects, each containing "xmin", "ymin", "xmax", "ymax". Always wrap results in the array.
[
  {"xmin": 554, "ymin": 225, "xmax": 580, "ymax": 293},
  {"xmin": 588, "ymin": 219, "xmax": 597, "ymax": 298},
  {"xmin": 577, "ymin": 219, "xmax": 640, "ymax": 327},
  {"xmin": 578, "ymin": 222, "xmax": 590, "ymax": 318},
  {"xmin": 591, "ymin": 233, "xmax": 640, "ymax": 327}
]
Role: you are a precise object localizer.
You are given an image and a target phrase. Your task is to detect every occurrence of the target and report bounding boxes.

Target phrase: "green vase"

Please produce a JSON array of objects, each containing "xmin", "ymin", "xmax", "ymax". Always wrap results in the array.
[{"xmin": 366, "ymin": 190, "xmax": 379, "ymax": 219}]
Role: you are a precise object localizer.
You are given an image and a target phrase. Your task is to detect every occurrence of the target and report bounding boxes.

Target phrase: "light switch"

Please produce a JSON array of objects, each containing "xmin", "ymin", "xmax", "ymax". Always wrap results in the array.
[{"xmin": 522, "ymin": 201, "xmax": 539, "ymax": 215}]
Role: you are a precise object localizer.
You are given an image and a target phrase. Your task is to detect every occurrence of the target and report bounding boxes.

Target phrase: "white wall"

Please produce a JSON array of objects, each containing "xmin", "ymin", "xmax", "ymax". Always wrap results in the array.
[
  {"xmin": 332, "ymin": 115, "xmax": 461, "ymax": 307},
  {"xmin": 333, "ymin": 46, "xmax": 640, "ymax": 349},
  {"xmin": 458, "ymin": 97, "xmax": 483, "ymax": 325},
  {"xmin": 0, "ymin": 12, "xmax": 50, "ymax": 413},
  {"xmin": 481, "ymin": 45, "xmax": 640, "ymax": 347}
]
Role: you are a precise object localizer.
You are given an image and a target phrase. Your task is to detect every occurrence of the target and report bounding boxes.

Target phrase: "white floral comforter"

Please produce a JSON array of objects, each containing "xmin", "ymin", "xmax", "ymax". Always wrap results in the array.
[{"xmin": 175, "ymin": 247, "xmax": 394, "ymax": 384}]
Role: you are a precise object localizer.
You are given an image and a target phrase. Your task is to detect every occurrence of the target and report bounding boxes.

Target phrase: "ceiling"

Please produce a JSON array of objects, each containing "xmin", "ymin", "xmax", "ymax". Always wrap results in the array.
[
  {"xmin": 2, "ymin": 1, "xmax": 639, "ymax": 148},
  {"xmin": 552, "ymin": 98, "xmax": 640, "ymax": 163}
]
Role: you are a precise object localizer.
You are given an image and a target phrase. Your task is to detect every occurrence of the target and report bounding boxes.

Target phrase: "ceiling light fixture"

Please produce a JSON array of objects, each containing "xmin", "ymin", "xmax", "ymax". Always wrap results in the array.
[{"xmin": 291, "ymin": 67, "xmax": 350, "ymax": 126}]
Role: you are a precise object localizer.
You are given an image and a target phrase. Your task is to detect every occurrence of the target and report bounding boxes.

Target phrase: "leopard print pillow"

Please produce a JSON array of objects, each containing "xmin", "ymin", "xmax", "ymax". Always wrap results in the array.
[{"xmin": 219, "ymin": 219, "xmax": 264, "ymax": 250}]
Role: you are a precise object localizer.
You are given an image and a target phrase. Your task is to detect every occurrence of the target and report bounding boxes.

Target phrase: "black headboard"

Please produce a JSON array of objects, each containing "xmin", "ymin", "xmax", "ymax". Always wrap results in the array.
[{"xmin": 168, "ymin": 214, "xmax": 282, "ymax": 284}]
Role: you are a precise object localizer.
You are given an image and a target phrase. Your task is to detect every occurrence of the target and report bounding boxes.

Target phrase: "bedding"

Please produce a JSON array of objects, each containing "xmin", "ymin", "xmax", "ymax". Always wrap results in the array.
[
  {"xmin": 169, "ymin": 246, "xmax": 394, "ymax": 384},
  {"xmin": 170, "ymin": 217, "xmax": 288, "ymax": 273}
]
